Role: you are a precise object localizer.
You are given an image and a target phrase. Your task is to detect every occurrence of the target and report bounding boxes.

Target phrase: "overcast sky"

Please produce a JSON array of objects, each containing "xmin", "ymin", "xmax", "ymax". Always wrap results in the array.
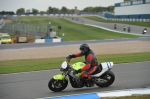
[{"xmin": 0, "ymin": 0, "xmax": 123, "ymax": 13}]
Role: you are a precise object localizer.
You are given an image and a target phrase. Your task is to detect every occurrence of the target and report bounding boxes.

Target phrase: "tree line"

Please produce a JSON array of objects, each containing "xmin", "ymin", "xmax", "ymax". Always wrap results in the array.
[
  {"xmin": 0, "ymin": 6, "xmax": 114, "ymax": 15},
  {"xmin": 0, "ymin": 11, "xmax": 15, "ymax": 15},
  {"xmin": 124, "ymin": 0, "xmax": 131, "ymax": 2}
]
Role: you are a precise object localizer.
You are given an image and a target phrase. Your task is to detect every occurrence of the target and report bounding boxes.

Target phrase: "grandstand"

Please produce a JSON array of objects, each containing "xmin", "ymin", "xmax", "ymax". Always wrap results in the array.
[{"xmin": 105, "ymin": 0, "xmax": 150, "ymax": 22}]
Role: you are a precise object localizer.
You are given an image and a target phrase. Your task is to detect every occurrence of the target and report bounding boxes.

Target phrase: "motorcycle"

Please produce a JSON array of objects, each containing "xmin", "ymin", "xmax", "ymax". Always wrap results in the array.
[
  {"xmin": 48, "ymin": 60, "xmax": 115, "ymax": 92},
  {"xmin": 142, "ymin": 30, "xmax": 147, "ymax": 34}
]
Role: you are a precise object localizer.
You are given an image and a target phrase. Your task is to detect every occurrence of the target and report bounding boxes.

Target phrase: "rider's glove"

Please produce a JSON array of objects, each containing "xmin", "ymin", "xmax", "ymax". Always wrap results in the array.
[
  {"xmin": 66, "ymin": 54, "xmax": 76, "ymax": 61},
  {"xmin": 66, "ymin": 55, "xmax": 71, "ymax": 61},
  {"xmin": 75, "ymin": 69, "xmax": 82, "ymax": 73}
]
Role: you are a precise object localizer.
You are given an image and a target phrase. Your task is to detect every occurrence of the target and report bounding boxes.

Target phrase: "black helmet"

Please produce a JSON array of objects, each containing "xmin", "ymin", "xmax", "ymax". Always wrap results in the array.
[{"xmin": 80, "ymin": 43, "xmax": 90, "ymax": 55}]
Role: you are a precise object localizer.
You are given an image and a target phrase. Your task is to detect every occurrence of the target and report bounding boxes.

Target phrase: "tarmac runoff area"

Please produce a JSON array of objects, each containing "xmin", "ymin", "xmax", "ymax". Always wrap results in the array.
[{"xmin": 37, "ymin": 87, "xmax": 150, "ymax": 99}]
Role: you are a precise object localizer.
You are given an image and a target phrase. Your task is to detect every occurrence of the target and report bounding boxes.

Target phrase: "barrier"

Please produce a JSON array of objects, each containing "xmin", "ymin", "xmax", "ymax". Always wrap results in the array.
[
  {"xmin": 106, "ymin": 18, "xmax": 150, "ymax": 22},
  {"xmin": 14, "ymin": 14, "xmax": 78, "ymax": 17},
  {"xmin": 34, "ymin": 37, "xmax": 63, "ymax": 43},
  {"xmin": 35, "ymin": 39, "xmax": 45, "ymax": 43}
]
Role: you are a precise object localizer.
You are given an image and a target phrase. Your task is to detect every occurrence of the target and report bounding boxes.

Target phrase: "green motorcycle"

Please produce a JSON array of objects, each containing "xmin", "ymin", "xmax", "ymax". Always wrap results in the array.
[{"xmin": 48, "ymin": 60, "xmax": 115, "ymax": 92}]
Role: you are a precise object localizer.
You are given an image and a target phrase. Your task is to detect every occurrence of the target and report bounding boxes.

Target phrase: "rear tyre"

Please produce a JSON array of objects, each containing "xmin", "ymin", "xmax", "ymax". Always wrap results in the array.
[
  {"xmin": 48, "ymin": 78, "xmax": 68, "ymax": 92},
  {"xmin": 96, "ymin": 70, "xmax": 115, "ymax": 87}
]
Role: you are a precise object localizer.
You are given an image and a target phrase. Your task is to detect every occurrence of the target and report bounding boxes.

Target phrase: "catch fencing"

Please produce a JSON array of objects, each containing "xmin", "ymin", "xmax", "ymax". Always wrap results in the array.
[
  {"xmin": 0, "ymin": 23, "xmax": 50, "ymax": 37},
  {"xmin": 5, "ymin": 15, "xmax": 18, "ymax": 22},
  {"xmin": 0, "ymin": 18, "xmax": 5, "ymax": 29}
]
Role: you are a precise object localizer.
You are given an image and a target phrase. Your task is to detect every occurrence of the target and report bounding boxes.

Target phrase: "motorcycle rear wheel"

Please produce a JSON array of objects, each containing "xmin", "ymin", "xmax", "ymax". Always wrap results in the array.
[
  {"xmin": 96, "ymin": 70, "xmax": 115, "ymax": 87},
  {"xmin": 48, "ymin": 78, "xmax": 68, "ymax": 92}
]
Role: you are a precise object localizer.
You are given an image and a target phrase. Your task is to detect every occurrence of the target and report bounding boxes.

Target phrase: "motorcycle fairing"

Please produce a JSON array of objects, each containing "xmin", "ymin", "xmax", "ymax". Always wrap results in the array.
[
  {"xmin": 91, "ymin": 62, "xmax": 113, "ymax": 77},
  {"xmin": 53, "ymin": 73, "xmax": 68, "ymax": 81},
  {"xmin": 72, "ymin": 62, "xmax": 85, "ymax": 70}
]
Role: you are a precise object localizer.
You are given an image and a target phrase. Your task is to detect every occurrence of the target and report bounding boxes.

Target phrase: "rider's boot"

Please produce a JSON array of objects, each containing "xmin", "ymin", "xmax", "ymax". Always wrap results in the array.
[{"xmin": 87, "ymin": 78, "xmax": 96, "ymax": 87}]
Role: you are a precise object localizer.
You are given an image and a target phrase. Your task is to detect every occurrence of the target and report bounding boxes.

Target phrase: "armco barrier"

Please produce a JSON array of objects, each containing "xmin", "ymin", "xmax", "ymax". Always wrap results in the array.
[
  {"xmin": 35, "ymin": 39, "xmax": 45, "ymax": 43},
  {"xmin": 37, "ymin": 87, "xmax": 150, "ymax": 99},
  {"xmin": 35, "ymin": 38, "xmax": 63, "ymax": 43},
  {"xmin": 6, "ymin": 14, "xmax": 78, "ymax": 17}
]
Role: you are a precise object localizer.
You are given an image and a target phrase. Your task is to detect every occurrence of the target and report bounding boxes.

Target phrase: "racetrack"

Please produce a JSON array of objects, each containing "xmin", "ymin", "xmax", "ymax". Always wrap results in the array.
[
  {"xmin": 0, "ymin": 17, "xmax": 150, "ymax": 99},
  {"xmin": 65, "ymin": 17, "xmax": 150, "ymax": 35},
  {"xmin": 0, "ymin": 62, "xmax": 150, "ymax": 99}
]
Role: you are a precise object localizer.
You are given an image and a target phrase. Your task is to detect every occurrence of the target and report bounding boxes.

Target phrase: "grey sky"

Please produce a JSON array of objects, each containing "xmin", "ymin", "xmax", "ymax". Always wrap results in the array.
[{"xmin": 0, "ymin": 0, "xmax": 123, "ymax": 13}]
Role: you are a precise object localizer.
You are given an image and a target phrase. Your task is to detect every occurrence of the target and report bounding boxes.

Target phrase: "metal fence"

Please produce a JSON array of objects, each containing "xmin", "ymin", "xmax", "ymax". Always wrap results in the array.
[
  {"xmin": 0, "ymin": 18, "xmax": 5, "ymax": 29},
  {"xmin": 0, "ymin": 23, "xmax": 50, "ymax": 37},
  {"xmin": 5, "ymin": 15, "xmax": 18, "ymax": 22}
]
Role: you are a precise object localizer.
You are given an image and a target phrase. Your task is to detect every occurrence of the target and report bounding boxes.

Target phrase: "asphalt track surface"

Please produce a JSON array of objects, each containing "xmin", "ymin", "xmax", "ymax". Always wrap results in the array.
[
  {"xmin": 65, "ymin": 17, "xmax": 150, "ymax": 35},
  {"xmin": 0, "ymin": 38, "xmax": 148, "ymax": 50},
  {"xmin": 0, "ymin": 62, "xmax": 150, "ymax": 99}
]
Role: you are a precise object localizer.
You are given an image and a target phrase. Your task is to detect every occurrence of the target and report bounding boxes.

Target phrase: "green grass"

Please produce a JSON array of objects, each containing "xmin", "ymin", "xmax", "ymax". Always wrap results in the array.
[
  {"xmin": 0, "ymin": 52, "xmax": 150, "ymax": 74},
  {"xmin": 104, "ymin": 95, "xmax": 150, "ymax": 99},
  {"xmin": 82, "ymin": 16, "xmax": 150, "ymax": 28},
  {"xmin": 16, "ymin": 17, "xmax": 139, "ymax": 41}
]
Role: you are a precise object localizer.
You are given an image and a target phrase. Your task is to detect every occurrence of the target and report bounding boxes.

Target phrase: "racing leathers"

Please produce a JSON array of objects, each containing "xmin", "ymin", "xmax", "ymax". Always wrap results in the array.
[{"xmin": 68, "ymin": 49, "xmax": 98, "ymax": 80}]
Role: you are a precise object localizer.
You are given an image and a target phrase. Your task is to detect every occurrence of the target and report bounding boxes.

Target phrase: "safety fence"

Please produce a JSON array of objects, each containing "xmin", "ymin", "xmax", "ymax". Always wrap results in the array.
[
  {"xmin": 0, "ymin": 14, "xmax": 78, "ymax": 17},
  {"xmin": 0, "ymin": 18, "xmax": 5, "ymax": 29},
  {"xmin": 107, "ymin": 18, "xmax": 150, "ymax": 22},
  {"xmin": 5, "ymin": 15, "xmax": 18, "ymax": 22},
  {"xmin": 0, "ymin": 23, "xmax": 49, "ymax": 37}
]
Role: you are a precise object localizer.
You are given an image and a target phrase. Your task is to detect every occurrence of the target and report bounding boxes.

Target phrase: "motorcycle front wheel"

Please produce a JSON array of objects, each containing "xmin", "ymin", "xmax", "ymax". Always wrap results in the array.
[
  {"xmin": 48, "ymin": 78, "xmax": 68, "ymax": 92},
  {"xmin": 96, "ymin": 70, "xmax": 115, "ymax": 87}
]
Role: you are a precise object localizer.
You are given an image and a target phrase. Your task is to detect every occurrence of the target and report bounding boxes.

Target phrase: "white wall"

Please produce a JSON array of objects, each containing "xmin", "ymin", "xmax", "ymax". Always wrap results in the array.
[{"xmin": 115, "ymin": 3, "xmax": 150, "ymax": 15}]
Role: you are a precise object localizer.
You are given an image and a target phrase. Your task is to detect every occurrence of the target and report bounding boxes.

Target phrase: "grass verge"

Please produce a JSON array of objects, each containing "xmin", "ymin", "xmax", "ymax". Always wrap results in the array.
[
  {"xmin": 82, "ymin": 16, "xmax": 150, "ymax": 28},
  {"xmin": 0, "ymin": 52, "xmax": 150, "ymax": 74},
  {"xmin": 104, "ymin": 95, "xmax": 150, "ymax": 99}
]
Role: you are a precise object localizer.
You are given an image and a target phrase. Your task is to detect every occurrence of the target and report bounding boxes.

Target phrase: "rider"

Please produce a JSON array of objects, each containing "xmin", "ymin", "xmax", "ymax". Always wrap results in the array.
[{"xmin": 66, "ymin": 43, "xmax": 99, "ymax": 86}]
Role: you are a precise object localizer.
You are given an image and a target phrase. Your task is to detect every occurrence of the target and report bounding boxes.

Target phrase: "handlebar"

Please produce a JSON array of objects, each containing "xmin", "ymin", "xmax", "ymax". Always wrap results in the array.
[
  {"xmin": 66, "ymin": 59, "xmax": 74, "ymax": 70},
  {"xmin": 66, "ymin": 59, "xmax": 70, "ymax": 64}
]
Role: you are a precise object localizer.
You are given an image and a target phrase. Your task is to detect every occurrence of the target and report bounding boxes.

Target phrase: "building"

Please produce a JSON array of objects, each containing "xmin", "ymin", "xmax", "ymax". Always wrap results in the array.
[{"xmin": 105, "ymin": 0, "xmax": 150, "ymax": 21}]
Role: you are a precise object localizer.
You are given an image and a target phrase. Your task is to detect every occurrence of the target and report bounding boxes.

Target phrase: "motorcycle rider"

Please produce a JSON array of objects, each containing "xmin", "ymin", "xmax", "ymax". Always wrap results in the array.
[
  {"xmin": 66, "ymin": 43, "xmax": 99, "ymax": 87},
  {"xmin": 142, "ymin": 28, "xmax": 147, "ymax": 34}
]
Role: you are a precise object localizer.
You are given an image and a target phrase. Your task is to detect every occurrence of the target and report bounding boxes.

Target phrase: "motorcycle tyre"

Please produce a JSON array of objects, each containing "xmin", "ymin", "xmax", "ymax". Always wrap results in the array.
[
  {"xmin": 48, "ymin": 78, "xmax": 68, "ymax": 92},
  {"xmin": 96, "ymin": 70, "xmax": 115, "ymax": 87}
]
